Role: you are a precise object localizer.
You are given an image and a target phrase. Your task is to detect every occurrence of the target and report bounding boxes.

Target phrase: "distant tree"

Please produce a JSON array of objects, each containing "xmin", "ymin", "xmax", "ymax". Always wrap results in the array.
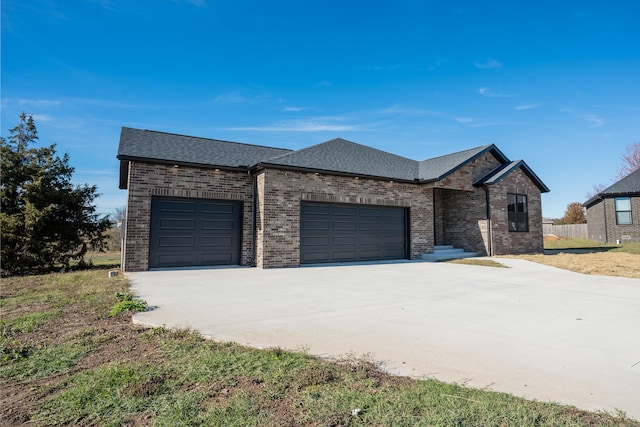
[
  {"xmin": 616, "ymin": 141, "xmax": 640, "ymax": 180},
  {"xmin": 561, "ymin": 202, "xmax": 587, "ymax": 225},
  {"xmin": 1, "ymin": 113, "xmax": 111, "ymax": 275}
]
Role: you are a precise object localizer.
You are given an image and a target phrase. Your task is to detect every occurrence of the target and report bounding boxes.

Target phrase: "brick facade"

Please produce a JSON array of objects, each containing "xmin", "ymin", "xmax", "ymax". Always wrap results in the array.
[
  {"xmin": 123, "ymin": 153, "xmax": 545, "ymax": 270},
  {"xmin": 254, "ymin": 168, "xmax": 433, "ymax": 268},
  {"xmin": 488, "ymin": 168, "xmax": 544, "ymax": 255},
  {"xmin": 433, "ymin": 152, "xmax": 503, "ymax": 254},
  {"xmin": 587, "ymin": 197, "xmax": 640, "ymax": 243},
  {"xmin": 123, "ymin": 162, "xmax": 254, "ymax": 271}
]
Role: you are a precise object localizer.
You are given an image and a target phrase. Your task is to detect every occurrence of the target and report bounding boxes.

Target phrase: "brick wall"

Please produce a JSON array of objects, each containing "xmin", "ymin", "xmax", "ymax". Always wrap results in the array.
[
  {"xmin": 488, "ymin": 168, "xmax": 544, "ymax": 255},
  {"xmin": 586, "ymin": 201, "xmax": 606, "ymax": 242},
  {"xmin": 588, "ymin": 197, "xmax": 640, "ymax": 243},
  {"xmin": 123, "ymin": 162, "xmax": 254, "ymax": 271},
  {"xmin": 254, "ymin": 168, "xmax": 434, "ymax": 268},
  {"xmin": 439, "ymin": 188, "xmax": 489, "ymax": 254},
  {"xmin": 432, "ymin": 152, "xmax": 502, "ymax": 254}
]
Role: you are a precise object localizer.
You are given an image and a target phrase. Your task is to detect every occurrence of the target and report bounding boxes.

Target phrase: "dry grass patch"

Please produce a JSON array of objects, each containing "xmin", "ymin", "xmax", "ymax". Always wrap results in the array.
[{"xmin": 506, "ymin": 252, "xmax": 640, "ymax": 279}]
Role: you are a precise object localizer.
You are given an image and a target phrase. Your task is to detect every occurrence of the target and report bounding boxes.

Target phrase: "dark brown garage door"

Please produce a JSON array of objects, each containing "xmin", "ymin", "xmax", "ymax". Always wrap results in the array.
[
  {"xmin": 149, "ymin": 197, "xmax": 242, "ymax": 269},
  {"xmin": 300, "ymin": 202, "xmax": 408, "ymax": 264}
]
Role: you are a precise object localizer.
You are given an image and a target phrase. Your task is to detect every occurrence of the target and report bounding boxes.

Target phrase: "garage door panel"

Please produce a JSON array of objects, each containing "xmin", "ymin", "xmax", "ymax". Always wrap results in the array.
[
  {"xmin": 200, "ymin": 236, "xmax": 233, "ymax": 247},
  {"xmin": 202, "ymin": 203, "xmax": 235, "ymax": 214},
  {"xmin": 201, "ymin": 219, "xmax": 235, "ymax": 230},
  {"xmin": 157, "ymin": 253, "xmax": 193, "ymax": 267},
  {"xmin": 333, "ymin": 221, "xmax": 357, "ymax": 231},
  {"xmin": 200, "ymin": 252, "xmax": 234, "ymax": 264},
  {"xmin": 302, "ymin": 236, "xmax": 330, "ymax": 246},
  {"xmin": 300, "ymin": 202, "xmax": 407, "ymax": 264},
  {"xmin": 157, "ymin": 236, "xmax": 194, "ymax": 247},
  {"xmin": 158, "ymin": 201, "xmax": 197, "ymax": 213},
  {"xmin": 150, "ymin": 197, "xmax": 242, "ymax": 269},
  {"xmin": 333, "ymin": 206, "xmax": 357, "ymax": 216},
  {"xmin": 159, "ymin": 218, "xmax": 196, "ymax": 230},
  {"xmin": 302, "ymin": 204, "xmax": 330, "ymax": 215},
  {"xmin": 302, "ymin": 220, "xmax": 330, "ymax": 230}
]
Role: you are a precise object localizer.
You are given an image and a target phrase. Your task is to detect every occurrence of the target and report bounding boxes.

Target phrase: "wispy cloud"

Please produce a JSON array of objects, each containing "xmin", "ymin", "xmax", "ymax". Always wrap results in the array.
[
  {"xmin": 514, "ymin": 104, "xmax": 540, "ymax": 110},
  {"xmin": 222, "ymin": 116, "xmax": 365, "ymax": 132},
  {"xmin": 474, "ymin": 59, "xmax": 503, "ymax": 69},
  {"xmin": 373, "ymin": 65, "xmax": 402, "ymax": 72},
  {"xmin": 281, "ymin": 106, "xmax": 306, "ymax": 112},
  {"xmin": 378, "ymin": 105, "xmax": 444, "ymax": 116},
  {"xmin": 561, "ymin": 108, "xmax": 605, "ymax": 128},
  {"xmin": 213, "ymin": 92, "xmax": 248, "ymax": 104},
  {"xmin": 478, "ymin": 87, "xmax": 517, "ymax": 98},
  {"xmin": 18, "ymin": 99, "xmax": 62, "ymax": 108},
  {"xmin": 454, "ymin": 117, "xmax": 474, "ymax": 123},
  {"xmin": 176, "ymin": 0, "xmax": 207, "ymax": 6},
  {"xmin": 316, "ymin": 81, "xmax": 332, "ymax": 87}
]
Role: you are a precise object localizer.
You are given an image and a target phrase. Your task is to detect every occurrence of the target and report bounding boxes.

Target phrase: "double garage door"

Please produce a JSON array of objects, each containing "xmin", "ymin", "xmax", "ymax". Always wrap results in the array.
[
  {"xmin": 149, "ymin": 197, "xmax": 242, "ymax": 269},
  {"xmin": 300, "ymin": 202, "xmax": 408, "ymax": 264},
  {"xmin": 149, "ymin": 198, "xmax": 407, "ymax": 268}
]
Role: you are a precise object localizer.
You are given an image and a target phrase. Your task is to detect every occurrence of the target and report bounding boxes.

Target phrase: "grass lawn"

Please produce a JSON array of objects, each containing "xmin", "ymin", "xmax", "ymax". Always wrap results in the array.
[
  {"xmin": 502, "ymin": 239, "xmax": 640, "ymax": 279},
  {"xmin": 2, "ymin": 269, "xmax": 638, "ymax": 426}
]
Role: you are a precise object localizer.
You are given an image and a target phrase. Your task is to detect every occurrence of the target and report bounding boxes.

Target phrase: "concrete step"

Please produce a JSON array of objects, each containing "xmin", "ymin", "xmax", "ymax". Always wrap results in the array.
[{"xmin": 422, "ymin": 246, "xmax": 479, "ymax": 262}]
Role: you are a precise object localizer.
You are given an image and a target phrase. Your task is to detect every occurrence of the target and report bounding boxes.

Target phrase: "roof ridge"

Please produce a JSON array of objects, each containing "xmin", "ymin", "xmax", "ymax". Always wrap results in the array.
[
  {"xmin": 420, "ymin": 144, "xmax": 493, "ymax": 163},
  {"xmin": 125, "ymin": 127, "xmax": 293, "ymax": 152}
]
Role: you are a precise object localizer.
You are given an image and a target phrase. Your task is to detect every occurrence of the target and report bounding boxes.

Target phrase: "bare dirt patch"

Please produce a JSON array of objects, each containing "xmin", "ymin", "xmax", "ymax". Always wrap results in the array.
[{"xmin": 505, "ymin": 251, "xmax": 640, "ymax": 279}]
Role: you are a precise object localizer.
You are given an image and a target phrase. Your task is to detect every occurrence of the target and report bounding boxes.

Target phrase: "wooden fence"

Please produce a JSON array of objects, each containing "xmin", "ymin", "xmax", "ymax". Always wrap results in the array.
[{"xmin": 543, "ymin": 224, "xmax": 588, "ymax": 239}]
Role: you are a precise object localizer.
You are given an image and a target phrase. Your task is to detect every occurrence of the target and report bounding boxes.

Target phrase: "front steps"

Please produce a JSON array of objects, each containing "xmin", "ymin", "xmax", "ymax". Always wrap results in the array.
[{"xmin": 421, "ymin": 245, "xmax": 479, "ymax": 262}]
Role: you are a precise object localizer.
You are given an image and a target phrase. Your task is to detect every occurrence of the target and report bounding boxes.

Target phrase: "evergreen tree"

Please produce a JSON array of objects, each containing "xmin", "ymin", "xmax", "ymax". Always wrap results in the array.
[{"xmin": 1, "ymin": 113, "xmax": 110, "ymax": 275}]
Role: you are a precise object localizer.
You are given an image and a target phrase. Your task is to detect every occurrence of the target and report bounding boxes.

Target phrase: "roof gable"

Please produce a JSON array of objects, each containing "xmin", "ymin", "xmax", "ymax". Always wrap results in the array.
[
  {"xmin": 258, "ymin": 138, "xmax": 419, "ymax": 181},
  {"xmin": 474, "ymin": 160, "xmax": 550, "ymax": 193},
  {"xmin": 418, "ymin": 144, "xmax": 509, "ymax": 182}
]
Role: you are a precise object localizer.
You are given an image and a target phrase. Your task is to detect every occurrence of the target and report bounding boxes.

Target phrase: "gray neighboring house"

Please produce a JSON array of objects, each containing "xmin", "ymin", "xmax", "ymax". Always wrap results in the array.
[
  {"xmin": 584, "ymin": 169, "xmax": 640, "ymax": 243},
  {"xmin": 117, "ymin": 127, "xmax": 550, "ymax": 271}
]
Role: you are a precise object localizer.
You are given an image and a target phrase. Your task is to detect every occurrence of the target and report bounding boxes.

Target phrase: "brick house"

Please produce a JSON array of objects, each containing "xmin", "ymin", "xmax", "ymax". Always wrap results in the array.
[
  {"xmin": 584, "ymin": 169, "xmax": 640, "ymax": 244},
  {"xmin": 117, "ymin": 127, "xmax": 549, "ymax": 271}
]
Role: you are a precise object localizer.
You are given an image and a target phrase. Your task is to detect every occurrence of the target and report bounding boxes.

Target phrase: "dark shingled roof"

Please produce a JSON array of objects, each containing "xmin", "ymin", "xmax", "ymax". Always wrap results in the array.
[
  {"xmin": 584, "ymin": 168, "xmax": 640, "ymax": 207},
  {"xmin": 258, "ymin": 138, "xmax": 419, "ymax": 181},
  {"xmin": 474, "ymin": 160, "xmax": 550, "ymax": 193},
  {"xmin": 117, "ymin": 127, "xmax": 292, "ymax": 169},
  {"xmin": 117, "ymin": 127, "xmax": 549, "ymax": 191},
  {"xmin": 417, "ymin": 144, "xmax": 508, "ymax": 181}
]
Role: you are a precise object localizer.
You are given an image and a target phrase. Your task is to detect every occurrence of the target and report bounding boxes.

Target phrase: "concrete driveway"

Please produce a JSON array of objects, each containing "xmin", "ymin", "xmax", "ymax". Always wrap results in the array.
[{"xmin": 127, "ymin": 259, "xmax": 640, "ymax": 419}]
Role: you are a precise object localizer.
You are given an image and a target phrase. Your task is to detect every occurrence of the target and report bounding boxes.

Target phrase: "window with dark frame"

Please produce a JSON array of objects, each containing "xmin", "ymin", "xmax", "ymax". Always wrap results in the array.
[
  {"xmin": 615, "ymin": 197, "xmax": 632, "ymax": 225},
  {"xmin": 508, "ymin": 193, "xmax": 529, "ymax": 232}
]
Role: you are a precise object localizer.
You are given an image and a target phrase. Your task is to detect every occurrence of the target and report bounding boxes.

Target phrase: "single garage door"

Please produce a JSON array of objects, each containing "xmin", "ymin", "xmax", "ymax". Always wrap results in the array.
[
  {"xmin": 300, "ymin": 202, "xmax": 408, "ymax": 264},
  {"xmin": 149, "ymin": 197, "xmax": 242, "ymax": 269}
]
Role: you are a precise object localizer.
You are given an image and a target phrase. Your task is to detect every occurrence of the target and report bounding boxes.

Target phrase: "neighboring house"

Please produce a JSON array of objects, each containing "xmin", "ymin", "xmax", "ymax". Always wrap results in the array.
[
  {"xmin": 117, "ymin": 127, "xmax": 549, "ymax": 271},
  {"xmin": 584, "ymin": 169, "xmax": 640, "ymax": 244}
]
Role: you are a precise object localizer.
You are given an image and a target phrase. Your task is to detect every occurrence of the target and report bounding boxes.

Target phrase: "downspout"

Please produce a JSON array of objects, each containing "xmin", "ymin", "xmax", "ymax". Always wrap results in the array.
[
  {"xmin": 251, "ymin": 169, "xmax": 257, "ymax": 266},
  {"xmin": 602, "ymin": 197, "xmax": 608, "ymax": 244},
  {"xmin": 482, "ymin": 184, "xmax": 493, "ymax": 256}
]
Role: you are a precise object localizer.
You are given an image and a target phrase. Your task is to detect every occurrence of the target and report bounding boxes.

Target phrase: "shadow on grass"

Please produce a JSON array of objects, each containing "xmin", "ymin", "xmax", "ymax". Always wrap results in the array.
[{"xmin": 543, "ymin": 247, "xmax": 618, "ymax": 255}]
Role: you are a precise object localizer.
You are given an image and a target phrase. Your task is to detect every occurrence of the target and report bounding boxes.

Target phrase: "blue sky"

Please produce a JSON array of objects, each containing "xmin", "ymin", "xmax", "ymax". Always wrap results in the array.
[{"xmin": 2, "ymin": 0, "xmax": 639, "ymax": 219}]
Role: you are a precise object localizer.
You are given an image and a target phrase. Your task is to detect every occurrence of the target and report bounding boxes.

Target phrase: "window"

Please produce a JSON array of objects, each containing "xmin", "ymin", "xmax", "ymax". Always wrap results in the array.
[
  {"xmin": 508, "ymin": 193, "xmax": 528, "ymax": 232},
  {"xmin": 615, "ymin": 197, "xmax": 632, "ymax": 225}
]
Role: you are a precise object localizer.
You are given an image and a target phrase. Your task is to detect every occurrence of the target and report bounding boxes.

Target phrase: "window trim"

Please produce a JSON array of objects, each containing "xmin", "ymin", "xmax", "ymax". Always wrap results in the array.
[
  {"xmin": 614, "ymin": 197, "xmax": 632, "ymax": 225},
  {"xmin": 508, "ymin": 193, "xmax": 529, "ymax": 232}
]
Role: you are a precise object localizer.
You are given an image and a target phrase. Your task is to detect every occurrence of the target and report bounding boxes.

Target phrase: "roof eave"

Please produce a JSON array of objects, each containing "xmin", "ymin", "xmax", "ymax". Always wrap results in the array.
[
  {"xmin": 254, "ymin": 162, "xmax": 417, "ymax": 183},
  {"xmin": 116, "ymin": 155, "xmax": 250, "ymax": 173}
]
